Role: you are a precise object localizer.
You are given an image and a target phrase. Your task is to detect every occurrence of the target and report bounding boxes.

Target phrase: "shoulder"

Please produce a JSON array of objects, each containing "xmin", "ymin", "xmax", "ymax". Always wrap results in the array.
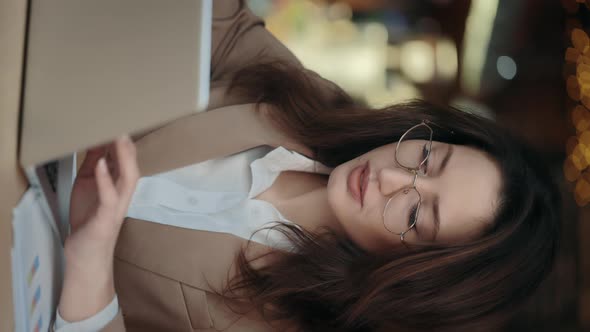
[
  {"xmin": 209, "ymin": 0, "xmax": 344, "ymax": 106},
  {"xmin": 213, "ymin": 0, "xmax": 251, "ymax": 20}
]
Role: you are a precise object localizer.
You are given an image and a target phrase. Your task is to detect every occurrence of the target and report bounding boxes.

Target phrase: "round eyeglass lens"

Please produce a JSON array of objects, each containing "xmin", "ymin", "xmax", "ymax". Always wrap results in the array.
[
  {"xmin": 395, "ymin": 124, "xmax": 433, "ymax": 170},
  {"xmin": 383, "ymin": 187, "xmax": 421, "ymax": 235}
]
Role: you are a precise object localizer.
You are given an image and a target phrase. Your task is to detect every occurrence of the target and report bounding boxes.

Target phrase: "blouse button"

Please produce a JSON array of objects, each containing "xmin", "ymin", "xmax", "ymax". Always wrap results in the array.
[{"xmin": 251, "ymin": 207, "xmax": 261, "ymax": 217}]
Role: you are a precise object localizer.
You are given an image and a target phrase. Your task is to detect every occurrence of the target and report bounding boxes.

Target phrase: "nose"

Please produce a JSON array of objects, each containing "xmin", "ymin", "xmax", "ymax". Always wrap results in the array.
[{"xmin": 377, "ymin": 166, "xmax": 424, "ymax": 197}]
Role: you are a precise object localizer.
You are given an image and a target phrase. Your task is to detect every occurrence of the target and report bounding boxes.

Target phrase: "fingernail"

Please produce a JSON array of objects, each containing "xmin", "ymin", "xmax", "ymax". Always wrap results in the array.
[{"xmin": 97, "ymin": 158, "xmax": 107, "ymax": 173}]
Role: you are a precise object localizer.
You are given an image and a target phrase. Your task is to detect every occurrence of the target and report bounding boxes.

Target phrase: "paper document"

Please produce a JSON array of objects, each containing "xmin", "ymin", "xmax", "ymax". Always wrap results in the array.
[
  {"xmin": 11, "ymin": 188, "xmax": 64, "ymax": 332},
  {"xmin": 11, "ymin": 155, "xmax": 74, "ymax": 332}
]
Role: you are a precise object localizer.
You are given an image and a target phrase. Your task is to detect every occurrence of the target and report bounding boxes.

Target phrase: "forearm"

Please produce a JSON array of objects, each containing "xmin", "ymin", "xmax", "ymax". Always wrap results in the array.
[{"xmin": 56, "ymin": 136, "xmax": 137, "ymax": 331}]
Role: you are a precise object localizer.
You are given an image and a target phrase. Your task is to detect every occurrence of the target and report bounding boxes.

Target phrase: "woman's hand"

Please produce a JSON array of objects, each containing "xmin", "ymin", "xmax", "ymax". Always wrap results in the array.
[
  {"xmin": 58, "ymin": 136, "xmax": 140, "ymax": 322},
  {"xmin": 66, "ymin": 135, "xmax": 139, "ymax": 264}
]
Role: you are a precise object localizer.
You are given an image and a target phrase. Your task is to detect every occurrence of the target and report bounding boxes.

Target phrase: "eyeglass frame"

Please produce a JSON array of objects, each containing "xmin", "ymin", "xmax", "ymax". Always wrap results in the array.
[{"xmin": 382, "ymin": 120, "xmax": 434, "ymax": 243}]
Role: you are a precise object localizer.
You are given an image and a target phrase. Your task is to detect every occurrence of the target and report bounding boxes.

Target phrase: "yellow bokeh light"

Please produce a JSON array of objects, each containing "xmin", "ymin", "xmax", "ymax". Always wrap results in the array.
[
  {"xmin": 567, "ymin": 47, "xmax": 581, "ymax": 63},
  {"xmin": 568, "ymin": 75, "xmax": 581, "ymax": 101},
  {"xmin": 579, "ymin": 71, "xmax": 590, "ymax": 86},
  {"xmin": 572, "ymin": 154, "xmax": 587, "ymax": 171},
  {"xmin": 567, "ymin": 136, "xmax": 579, "ymax": 155},
  {"xmin": 572, "ymin": 143, "xmax": 589, "ymax": 170},
  {"xmin": 578, "ymin": 54, "xmax": 590, "ymax": 66},
  {"xmin": 579, "ymin": 61, "xmax": 590, "ymax": 72},
  {"xmin": 572, "ymin": 105, "xmax": 590, "ymax": 131},
  {"xmin": 563, "ymin": 19, "xmax": 590, "ymax": 208},
  {"xmin": 572, "ymin": 28, "xmax": 590, "ymax": 54},
  {"xmin": 580, "ymin": 131, "xmax": 590, "ymax": 147},
  {"xmin": 575, "ymin": 118, "xmax": 590, "ymax": 133},
  {"xmin": 574, "ymin": 188, "xmax": 587, "ymax": 206},
  {"xmin": 436, "ymin": 39, "xmax": 458, "ymax": 81},
  {"xmin": 576, "ymin": 62, "xmax": 590, "ymax": 75},
  {"xmin": 565, "ymin": 156, "xmax": 582, "ymax": 182},
  {"xmin": 568, "ymin": 136, "xmax": 579, "ymax": 153},
  {"xmin": 400, "ymin": 40, "xmax": 435, "ymax": 83}
]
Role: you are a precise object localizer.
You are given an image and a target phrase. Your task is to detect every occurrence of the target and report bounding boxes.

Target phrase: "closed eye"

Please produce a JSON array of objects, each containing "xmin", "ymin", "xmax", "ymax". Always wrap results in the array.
[
  {"xmin": 419, "ymin": 143, "xmax": 430, "ymax": 175},
  {"xmin": 408, "ymin": 204, "xmax": 418, "ymax": 229}
]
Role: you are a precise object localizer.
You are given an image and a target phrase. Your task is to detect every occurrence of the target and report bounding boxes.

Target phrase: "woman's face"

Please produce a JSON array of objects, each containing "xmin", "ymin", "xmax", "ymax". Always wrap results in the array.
[{"xmin": 326, "ymin": 140, "xmax": 502, "ymax": 252}]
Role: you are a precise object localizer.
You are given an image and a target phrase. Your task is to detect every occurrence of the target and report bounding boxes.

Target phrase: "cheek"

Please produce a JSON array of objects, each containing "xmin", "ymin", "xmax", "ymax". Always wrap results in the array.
[
  {"xmin": 327, "ymin": 178, "xmax": 397, "ymax": 251},
  {"xmin": 327, "ymin": 168, "xmax": 361, "ymax": 231}
]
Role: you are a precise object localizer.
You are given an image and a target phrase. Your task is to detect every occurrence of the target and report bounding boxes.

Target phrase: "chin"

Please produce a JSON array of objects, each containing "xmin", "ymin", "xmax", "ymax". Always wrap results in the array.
[{"xmin": 326, "ymin": 165, "xmax": 344, "ymax": 196}]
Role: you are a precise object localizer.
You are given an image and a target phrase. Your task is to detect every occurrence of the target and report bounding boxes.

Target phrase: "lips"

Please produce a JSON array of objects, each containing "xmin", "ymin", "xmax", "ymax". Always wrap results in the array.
[
  {"xmin": 347, "ymin": 162, "xmax": 368, "ymax": 206},
  {"xmin": 360, "ymin": 162, "xmax": 370, "ymax": 205}
]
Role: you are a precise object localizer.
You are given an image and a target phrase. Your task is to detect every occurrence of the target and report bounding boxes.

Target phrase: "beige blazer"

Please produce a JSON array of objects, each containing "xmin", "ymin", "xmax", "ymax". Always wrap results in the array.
[{"xmin": 95, "ymin": 1, "xmax": 339, "ymax": 331}]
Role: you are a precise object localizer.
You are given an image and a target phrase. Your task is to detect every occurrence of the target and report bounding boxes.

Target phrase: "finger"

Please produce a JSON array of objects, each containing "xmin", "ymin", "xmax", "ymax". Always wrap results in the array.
[
  {"xmin": 105, "ymin": 147, "xmax": 119, "ymax": 180},
  {"xmin": 78, "ymin": 145, "xmax": 109, "ymax": 177},
  {"xmin": 94, "ymin": 157, "xmax": 118, "ymax": 217},
  {"xmin": 113, "ymin": 135, "xmax": 139, "ymax": 212}
]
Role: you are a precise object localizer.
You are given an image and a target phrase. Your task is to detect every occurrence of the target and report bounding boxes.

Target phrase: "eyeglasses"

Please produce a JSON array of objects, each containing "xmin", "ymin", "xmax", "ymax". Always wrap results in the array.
[{"xmin": 382, "ymin": 121, "xmax": 434, "ymax": 243}]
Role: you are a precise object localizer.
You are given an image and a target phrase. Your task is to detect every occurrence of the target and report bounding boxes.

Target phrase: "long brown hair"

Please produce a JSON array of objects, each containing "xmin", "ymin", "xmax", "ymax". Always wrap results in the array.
[{"xmin": 222, "ymin": 60, "xmax": 561, "ymax": 332}]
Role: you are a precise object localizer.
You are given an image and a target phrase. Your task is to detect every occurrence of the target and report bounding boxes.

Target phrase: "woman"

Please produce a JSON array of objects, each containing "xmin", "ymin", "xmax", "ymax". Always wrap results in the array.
[{"xmin": 54, "ymin": 1, "xmax": 561, "ymax": 331}]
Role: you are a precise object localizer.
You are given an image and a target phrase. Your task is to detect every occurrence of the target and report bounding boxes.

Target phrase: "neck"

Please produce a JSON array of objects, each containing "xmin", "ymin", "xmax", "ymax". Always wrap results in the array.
[{"xmin": 274, "ymin": 184, "xmax": 344, "ymax": 236}]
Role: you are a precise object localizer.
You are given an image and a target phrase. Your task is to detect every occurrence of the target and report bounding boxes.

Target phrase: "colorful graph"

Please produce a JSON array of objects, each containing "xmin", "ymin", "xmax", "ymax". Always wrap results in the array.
[
  {"xmin": 27, "ymin": 255, "xmax": 39, "ymax": 286},
  {"xmin": 30, "ymin": 285, "xmax": 41, "ymax": 315},
  {"xmin": 33, "ymin": 315, "xmax": 43, "ymax": 332}
]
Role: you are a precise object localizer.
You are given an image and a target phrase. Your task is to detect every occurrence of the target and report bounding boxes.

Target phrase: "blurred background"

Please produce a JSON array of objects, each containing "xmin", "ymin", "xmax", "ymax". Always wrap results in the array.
[{"xmin": 246, "ymin": 0, "xmax": 586, "ymax": 330}]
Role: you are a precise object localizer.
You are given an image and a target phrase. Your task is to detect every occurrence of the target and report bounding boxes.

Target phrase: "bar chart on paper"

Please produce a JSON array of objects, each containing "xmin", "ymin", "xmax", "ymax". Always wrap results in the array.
[{"xmin": 11, "ymin": 183, "xmax": 65, "ymax": 332}]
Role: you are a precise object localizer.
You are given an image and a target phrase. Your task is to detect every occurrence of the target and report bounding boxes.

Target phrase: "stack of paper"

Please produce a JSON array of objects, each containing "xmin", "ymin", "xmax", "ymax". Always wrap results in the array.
[
  {"xmin": 11, "ymin": 188, "xmax": 63, "ymax": 332},
  {"xmin": 11, "ymin": 156, "xmax": 75, "ymax": 332}
]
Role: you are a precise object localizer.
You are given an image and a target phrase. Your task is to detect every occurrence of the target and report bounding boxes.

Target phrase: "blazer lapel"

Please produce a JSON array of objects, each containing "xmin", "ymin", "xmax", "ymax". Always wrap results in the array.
[
  {"xmin": 121, "ymin": 82, "xmax": 272, "ymax": 292},
  {"xmin": 114, "ymin": 217, "xmax": 270, "ymax": 293},
  {"xmin": 133, "ymin": 84, "xmax": 260, "ymax": 177}
]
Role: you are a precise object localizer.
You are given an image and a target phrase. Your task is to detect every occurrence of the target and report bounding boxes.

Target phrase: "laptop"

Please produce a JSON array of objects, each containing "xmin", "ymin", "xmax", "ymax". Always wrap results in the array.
[{"xmin": 19, "ymin": 0, "xmax": 212, "ymax": 167}]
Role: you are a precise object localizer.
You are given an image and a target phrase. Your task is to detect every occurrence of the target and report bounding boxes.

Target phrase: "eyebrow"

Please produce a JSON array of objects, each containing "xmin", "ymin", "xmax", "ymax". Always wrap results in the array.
[
  {"xmin": 431, "ymin": 145, "xmax": 453, "ymax": 241},
  {"xmin": 439, "ymin": 144, "xmax": 453, "ymax": 175}
]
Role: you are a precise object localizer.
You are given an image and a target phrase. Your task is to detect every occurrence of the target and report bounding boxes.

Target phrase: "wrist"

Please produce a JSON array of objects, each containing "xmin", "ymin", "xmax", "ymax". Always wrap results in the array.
[
  {"xmin": 59, "ymin": 261, "xmax": 116, "ymax": 322},
  {"xmin": 63, "ymin": 234, "xmax": 117, "ymax": 269}
]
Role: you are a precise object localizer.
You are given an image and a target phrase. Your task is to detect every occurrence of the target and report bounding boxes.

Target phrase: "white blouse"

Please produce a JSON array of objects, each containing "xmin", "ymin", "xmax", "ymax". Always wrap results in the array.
[{"xmin": 54, "ymin": 146, "xmax": 332, "ymax": 332}]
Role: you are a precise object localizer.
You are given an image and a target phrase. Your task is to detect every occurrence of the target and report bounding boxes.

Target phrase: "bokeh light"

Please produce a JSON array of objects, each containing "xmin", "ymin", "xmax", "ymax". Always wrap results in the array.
[
  {"xmin": 496, "ymin": 56, "xmax": 517, "ymax": 80},
  {"xmin": 400, "ymin": 40, "xmax": 435, "ymax": 83},
  {"xmin": 564, "ymin": 25, "xmax": 590, "ymax": 206}
]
